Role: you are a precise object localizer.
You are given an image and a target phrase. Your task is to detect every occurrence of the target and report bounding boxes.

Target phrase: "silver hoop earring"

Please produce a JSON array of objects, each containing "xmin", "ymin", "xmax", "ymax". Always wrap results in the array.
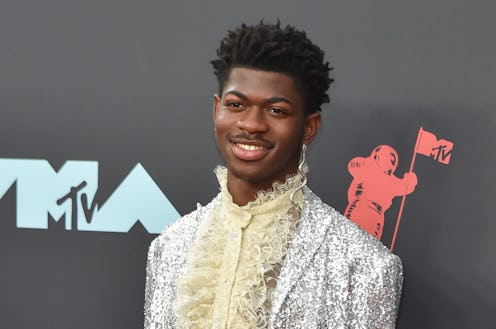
[{"xmin": 290, "ymin": 144, "xmax": 308, "ymax": 208}]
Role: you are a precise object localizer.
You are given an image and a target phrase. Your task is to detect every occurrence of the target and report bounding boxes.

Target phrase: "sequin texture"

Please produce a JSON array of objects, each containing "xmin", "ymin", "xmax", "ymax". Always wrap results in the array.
[{"xmin": 144, "ymin": 187, "xmax": 403, "ymax": 329}]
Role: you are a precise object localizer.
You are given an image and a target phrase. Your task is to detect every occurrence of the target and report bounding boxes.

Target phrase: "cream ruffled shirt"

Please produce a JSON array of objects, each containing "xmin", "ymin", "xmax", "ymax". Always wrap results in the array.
[{"xmin": 174, "ymin": 167, "xmax": 304, "ymax": 329}]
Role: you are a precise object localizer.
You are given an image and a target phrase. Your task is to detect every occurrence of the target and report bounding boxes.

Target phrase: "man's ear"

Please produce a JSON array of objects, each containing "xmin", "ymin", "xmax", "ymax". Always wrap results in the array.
[
  {"xmin": 213, "ymin": 94, "xmax": 221, "ymax": 122},
  {"xmin": 303, "ymin": 112, "xmax": 321, "ymax": 146}
]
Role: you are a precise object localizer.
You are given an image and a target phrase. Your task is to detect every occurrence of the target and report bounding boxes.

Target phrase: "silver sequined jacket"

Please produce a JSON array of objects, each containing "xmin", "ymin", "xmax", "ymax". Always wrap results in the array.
[{"xmin": 144, "ymin": 188, "xmax": 403, "ymax": 329}]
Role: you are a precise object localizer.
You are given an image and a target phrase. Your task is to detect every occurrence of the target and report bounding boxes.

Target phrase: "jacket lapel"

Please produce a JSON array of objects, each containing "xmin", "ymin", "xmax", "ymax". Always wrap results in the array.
[{"xmin": 270, "ymin": 188, "xmax": 335, "ymax": 319}]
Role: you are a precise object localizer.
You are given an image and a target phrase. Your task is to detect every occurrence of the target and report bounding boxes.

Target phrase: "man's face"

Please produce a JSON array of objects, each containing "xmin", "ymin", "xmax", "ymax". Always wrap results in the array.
[{"xmin": 213, "ymin": 67, "xmax": 320, "ymax": 190}]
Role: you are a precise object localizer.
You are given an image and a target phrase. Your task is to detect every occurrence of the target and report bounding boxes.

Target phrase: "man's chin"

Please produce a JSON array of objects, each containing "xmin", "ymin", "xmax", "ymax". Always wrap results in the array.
[
  {"xmin": 226, "ymin": 165, "xmax": 296, "ymax": 188},
  {"xmin": 225, "ymin": 165, "xmax": 272, "ymax": 184}
]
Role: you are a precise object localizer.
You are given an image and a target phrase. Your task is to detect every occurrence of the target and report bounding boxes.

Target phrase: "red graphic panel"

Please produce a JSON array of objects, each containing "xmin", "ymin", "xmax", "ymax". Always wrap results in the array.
[
  {"xmin": 344, "ymin": 127, "xmax": 454, "ymax": 251},
  {"xmin": 344, "ymin": 145, "xmax": 418, "ymax": 240}
]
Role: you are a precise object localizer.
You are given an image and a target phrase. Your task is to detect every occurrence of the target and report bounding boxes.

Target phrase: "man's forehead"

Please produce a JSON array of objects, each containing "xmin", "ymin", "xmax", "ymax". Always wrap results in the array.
[{"xmin": 222, "ymin": 67, "xmax": 301, "ymax": 100}]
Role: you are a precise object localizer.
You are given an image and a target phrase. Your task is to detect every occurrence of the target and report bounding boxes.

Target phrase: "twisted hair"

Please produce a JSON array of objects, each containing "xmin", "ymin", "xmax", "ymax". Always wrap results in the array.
[{"xmin": 211, "ymin": 21, "xmax": 333, "ymax": 114}]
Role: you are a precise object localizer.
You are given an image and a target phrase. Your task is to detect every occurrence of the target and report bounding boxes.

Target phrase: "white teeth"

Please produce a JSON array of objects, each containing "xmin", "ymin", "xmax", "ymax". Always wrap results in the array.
[{"xmin": 236, "ymin": 143, "xmax": 265, "ymax": 151}]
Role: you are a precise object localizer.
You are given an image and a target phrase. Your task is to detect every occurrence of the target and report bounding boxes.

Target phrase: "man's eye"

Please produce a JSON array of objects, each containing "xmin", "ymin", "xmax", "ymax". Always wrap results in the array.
[
  {"xmin": 268, "ymin": 107, "xmax": 285, "ymax": 114},
  {"xmin": 227, "ymin": 102, "xmax": 242, "ymax": 108}
]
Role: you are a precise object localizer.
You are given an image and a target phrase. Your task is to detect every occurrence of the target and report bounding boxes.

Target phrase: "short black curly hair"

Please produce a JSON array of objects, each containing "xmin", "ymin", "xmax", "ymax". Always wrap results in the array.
[{"xmin": 211, "ymin": 21, "xmax": 333, "ymax": 114}]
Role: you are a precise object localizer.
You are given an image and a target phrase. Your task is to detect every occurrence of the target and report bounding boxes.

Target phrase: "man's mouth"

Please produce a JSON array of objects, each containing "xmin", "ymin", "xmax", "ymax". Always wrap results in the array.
[
  {"xmin": 234, "ymin": 143, "xmax": 266, "ymax": 151},
  {"xmin": 230, "ymin": 140, "xmax": 272, "ymax": 161}
]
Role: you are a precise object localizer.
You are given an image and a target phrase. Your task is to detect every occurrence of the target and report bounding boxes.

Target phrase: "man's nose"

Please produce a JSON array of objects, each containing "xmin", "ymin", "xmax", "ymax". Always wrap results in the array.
[{"xmin": 237, "ymin": 107, "xmax": 269, "ymax": 133}]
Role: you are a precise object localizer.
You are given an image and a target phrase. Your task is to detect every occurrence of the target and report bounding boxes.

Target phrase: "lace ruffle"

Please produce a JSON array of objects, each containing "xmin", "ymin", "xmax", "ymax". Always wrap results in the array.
[{"xmin": 174, "ymin": 167, "xmax": 304, "ymax": 329}]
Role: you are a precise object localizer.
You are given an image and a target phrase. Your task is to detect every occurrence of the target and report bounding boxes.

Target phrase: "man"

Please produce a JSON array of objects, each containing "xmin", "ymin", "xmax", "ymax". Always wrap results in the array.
[{"xmin": 144, "ymin": 22, "xmax": 402, "ymax": 329}]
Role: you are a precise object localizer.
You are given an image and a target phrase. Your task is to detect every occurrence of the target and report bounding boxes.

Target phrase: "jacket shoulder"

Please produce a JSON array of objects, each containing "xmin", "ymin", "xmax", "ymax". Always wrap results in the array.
[
  {"xmin": 305, "ymin": 188, "xmax": 402, "ymax": 268},
  {"xmin": 148, "ymin": 197, "xmax": 218, "ymax": 259}
]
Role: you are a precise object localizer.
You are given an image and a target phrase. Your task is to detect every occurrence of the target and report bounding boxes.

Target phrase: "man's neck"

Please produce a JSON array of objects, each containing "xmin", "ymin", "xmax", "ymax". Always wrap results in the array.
[{"xmin": 226, "ymin": 175, "xmax": 270, "ymax": 206}]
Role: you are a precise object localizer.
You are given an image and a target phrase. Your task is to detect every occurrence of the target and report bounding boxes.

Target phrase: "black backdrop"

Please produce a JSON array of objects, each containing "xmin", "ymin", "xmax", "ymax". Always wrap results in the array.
[{"xmin": 1, "ymin": 0, "xmax": 495, "ymax": 328}]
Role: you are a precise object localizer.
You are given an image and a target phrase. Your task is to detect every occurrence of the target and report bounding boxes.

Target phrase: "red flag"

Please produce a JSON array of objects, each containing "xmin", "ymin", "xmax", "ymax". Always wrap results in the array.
[{"xmin": 415, "ymin": 128, "xmax": 453, "ymax": 164}]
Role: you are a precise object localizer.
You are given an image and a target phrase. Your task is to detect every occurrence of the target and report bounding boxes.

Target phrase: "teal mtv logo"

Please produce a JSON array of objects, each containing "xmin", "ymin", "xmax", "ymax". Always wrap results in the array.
[{"xmin": 0, "ymin": 159, "xmax": 180, "ymax": 234}]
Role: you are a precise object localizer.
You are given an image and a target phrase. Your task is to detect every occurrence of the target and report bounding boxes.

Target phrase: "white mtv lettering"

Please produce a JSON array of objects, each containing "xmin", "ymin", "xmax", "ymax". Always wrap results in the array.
[{"xmin": 0, "ymin": 159, "xmax": 180, "ymax": 233}]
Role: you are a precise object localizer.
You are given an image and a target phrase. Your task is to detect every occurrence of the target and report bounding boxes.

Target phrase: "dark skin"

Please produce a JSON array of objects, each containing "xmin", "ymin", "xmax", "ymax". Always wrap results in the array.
[{"xmin": 213, "ymin": 67, "xmax": 321, "ymax": 206}]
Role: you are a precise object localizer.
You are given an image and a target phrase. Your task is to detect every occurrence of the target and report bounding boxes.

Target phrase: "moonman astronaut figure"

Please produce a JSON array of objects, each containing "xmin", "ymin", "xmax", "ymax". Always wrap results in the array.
[
  {"xmin": 144, "ymin": 22, "xmax": 403, "ymax": 329},
  {"xmin": 345, "ymin": 145, "xmax": 418, "ymax": 240}
]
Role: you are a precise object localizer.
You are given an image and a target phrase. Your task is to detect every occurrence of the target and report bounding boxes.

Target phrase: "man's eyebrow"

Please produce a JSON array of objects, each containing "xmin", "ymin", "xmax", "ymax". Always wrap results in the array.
[
  {"xmin": 224, "ymin": 91, "xmax": 293, "ymax": 106},
  {"xmin": 224, "ymin": 90, "xmax": 247, "ymax": 100},
  {"xmin": 266, "ymin": 96, "xmax": 293, "ymax": 106}
]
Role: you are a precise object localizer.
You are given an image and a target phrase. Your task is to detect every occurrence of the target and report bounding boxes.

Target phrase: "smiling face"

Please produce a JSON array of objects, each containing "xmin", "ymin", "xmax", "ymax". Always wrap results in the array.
[{"xmin": 213, "ymin": 67, "xmax": 320, "ymax": 193}]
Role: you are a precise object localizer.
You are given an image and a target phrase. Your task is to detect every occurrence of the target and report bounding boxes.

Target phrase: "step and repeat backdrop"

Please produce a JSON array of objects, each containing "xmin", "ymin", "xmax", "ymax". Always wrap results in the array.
[{"xmin": 1, "ymin": 1, "xmax": 494, "ymax": 328}]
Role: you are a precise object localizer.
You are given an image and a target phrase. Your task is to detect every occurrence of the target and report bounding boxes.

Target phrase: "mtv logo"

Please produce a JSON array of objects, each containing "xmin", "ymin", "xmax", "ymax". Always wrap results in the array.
[{"xmin": 0, "ymin": 159, "xmax": 180, "ymax": 234}]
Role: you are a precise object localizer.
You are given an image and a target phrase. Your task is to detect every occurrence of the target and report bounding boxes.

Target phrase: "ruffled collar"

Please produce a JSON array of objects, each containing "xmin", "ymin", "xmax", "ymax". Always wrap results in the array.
[
  {"xmin": 174, "ymin": 167, "xmax": 305, "ymax": 329},
  {"xmin": 215, "ymin": 166, "xmax": 304, "ymax": 212}
]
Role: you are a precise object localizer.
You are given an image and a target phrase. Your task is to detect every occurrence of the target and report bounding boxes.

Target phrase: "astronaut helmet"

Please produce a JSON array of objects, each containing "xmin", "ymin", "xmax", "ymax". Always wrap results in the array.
[{"xmin": 370, "ymin": 145, "xmax": 398, "ymax": 175}]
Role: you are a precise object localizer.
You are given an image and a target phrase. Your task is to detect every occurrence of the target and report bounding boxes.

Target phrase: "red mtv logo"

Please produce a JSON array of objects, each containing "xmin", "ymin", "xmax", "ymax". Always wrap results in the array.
[{"xmin": 415, "ymin": 128, "xmax": 454, "ymax": 164}]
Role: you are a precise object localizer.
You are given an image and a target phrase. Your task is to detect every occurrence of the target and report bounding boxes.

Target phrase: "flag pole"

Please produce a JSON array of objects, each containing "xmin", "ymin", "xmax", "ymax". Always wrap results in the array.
[{"xmin": 390, "ymin": 127, "xmax": 423, "ymax": 252}]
